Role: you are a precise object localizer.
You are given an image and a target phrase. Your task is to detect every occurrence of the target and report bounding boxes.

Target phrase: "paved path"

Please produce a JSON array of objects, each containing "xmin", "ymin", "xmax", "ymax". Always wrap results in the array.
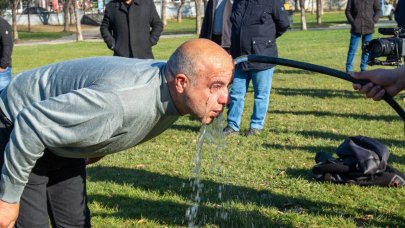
[
  {"xmin": 15, "ymin": 26, "xmax": 194, "ymax": 46},
  {"xmin": 14, "ymin": 19, "xmax": 397, "ymax": 47}
]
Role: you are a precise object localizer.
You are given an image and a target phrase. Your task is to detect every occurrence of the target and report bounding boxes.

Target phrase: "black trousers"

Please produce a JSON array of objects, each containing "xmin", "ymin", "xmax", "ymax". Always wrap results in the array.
[{"xmin": 0, "ymin": 109, "xmax": 91, "ymax": 227}]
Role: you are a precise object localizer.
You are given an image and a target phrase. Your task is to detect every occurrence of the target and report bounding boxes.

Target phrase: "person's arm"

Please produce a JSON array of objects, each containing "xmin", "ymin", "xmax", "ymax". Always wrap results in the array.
[
  {"xmin": 272, "ymin": 0, "xmax": 290, "ymax": 38},
  {"xmin": 149, "ymin": 0, "xmax": 163, "ymax": 46},
  {"xmin": 0, "ymin": 20, "xmax": 12, "ymax": 71},
  {"xmin": 0, "ymin": 200, "xmax": 19, "ymax": 228},
  {"xmin": 100, "ymin": 5, "xmax": 116, "ymax": 50},
  {"xmin": 345, "ymin": 0, "xmax": 354, "ymax": 25},
  {"xmin": 352, "ymin": 66, "xmax": 405, "ymax": 100},
  {"xmin": 200, "ymin": 0, "xmax": 213, "ymax": 38},
  {"xmin": 373, "ymin": 0, "xmax": 381, "ymax": 23}
]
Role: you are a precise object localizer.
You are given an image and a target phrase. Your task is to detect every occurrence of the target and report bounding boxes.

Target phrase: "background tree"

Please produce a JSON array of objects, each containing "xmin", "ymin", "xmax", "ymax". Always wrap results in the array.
[
  {"xmin": 161, "ymin": 0, "xmax": 167, "ymax": 26},
  {"xmin": 316, "ymin": 0, "xmax": 321, "ymax": 24},
  {"xmin": 0, "ymin": 0, "xmax": 8, "ymax": 13},
  {"xmin": 194, "ymin": 0, "xmax": 202, "ymax": 35},
  {"xmin": 63, "ymin": 0, "xmax": 72, "ymax": 32},
  {"xmin": 299, "ymin": 0, "xmax": 307, "ymax": 30},
  {"xmin": 177, "ymin": 0, "xmax": 185, "ymax": 22},
  {"xmin": 11, "ymin": 0, "xmax": 19, "ymax": 41},
  {"xmin": 73, "ymin": 0, "xmax": 83, "ymax": 41}
]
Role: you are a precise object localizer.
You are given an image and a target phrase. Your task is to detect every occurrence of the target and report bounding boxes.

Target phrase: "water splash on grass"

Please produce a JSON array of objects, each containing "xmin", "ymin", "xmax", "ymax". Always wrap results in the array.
[{"xmin": 186, "ymin": 114, "xmax": 228, "ymax": 227}]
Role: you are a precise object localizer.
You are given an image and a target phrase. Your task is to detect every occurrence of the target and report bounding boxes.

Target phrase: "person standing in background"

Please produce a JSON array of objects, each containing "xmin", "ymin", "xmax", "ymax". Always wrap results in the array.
[
  {"xmin": 395, "ymin": 0, "xmax": 405, "ymax": 27},
  {"xmin": 100, "ymin": 0, "xmax": 163, "ymax": 59},
  {"xmin": 345, "ymin": 0, "xmax": 380, "ymax": 73},
  {"xmin": 223, "ymin": 0, "xmax": 290, "ymax": 136},
  {"xmin": 0, "ymin": 17, "xmax": 12, "ymax": 92},
  {"xmin": 200, "ymin": 0, "xmax": 233, "ymax": 52}
]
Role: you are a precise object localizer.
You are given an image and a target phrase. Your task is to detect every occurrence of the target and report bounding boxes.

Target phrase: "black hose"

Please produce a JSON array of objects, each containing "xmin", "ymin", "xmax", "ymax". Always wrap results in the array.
[{"xmin": 234, "ymin": 54, "xmax": 405, "ymax": 123}]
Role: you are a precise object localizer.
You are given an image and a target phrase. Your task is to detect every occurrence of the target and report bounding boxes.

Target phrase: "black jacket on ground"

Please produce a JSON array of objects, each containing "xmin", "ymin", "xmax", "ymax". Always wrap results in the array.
[
  {"xmin": 345, "ymin": 0, "xmax": 380, "ymax": 35},
  {"xmin": 200, "ymin": 0, "xmax": 233, "ymax": 48},
  {"xmin": 0, "ymin": 17, "xmax": 12, "ymax": 69},
  {"xmin": 100, "ymin": 0, "xmax": 163, "ymax": 59},
  {"xmin": 230, "ymin": 0, "xmax": 290, "ymax": 71}
]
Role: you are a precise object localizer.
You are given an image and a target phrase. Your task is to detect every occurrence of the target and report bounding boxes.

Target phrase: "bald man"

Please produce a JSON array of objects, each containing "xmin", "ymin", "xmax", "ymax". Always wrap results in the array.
[{"xmin": 0, "ymin": 38, "xmax": 234, "ymax": 227}]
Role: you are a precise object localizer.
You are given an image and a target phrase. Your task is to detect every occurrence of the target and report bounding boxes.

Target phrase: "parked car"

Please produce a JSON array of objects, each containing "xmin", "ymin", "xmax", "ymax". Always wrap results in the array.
[
  {"xmin": 22, "ymin": 6, "xmax": 50, "ymax": 14},
  {"xmin": 380, "ymin": 0, "xmax": 395, "ymax": 20}
]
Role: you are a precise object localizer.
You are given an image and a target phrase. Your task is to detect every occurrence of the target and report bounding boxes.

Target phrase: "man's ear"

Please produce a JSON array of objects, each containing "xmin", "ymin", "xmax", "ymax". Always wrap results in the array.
[{"xmin": 175, "ymin": 74, "xmax": 189, "ymax": 93}]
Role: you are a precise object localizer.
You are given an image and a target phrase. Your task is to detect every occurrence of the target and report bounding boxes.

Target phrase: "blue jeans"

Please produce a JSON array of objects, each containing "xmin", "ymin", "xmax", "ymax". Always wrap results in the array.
[
  {"xmin": 0, "ymin": 67, "xmax": 12, "ymax": 92},
  {"xmin": 346, "ymin": 32, "xmax": 373, "ymax": 72},
  {"xmin": 227, "ymin": 66, "xmax": 274, "ymax": 131}
]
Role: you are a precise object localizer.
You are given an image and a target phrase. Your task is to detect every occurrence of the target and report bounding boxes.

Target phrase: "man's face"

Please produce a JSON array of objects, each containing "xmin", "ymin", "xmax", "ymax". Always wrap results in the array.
[{"xmin": 184, "ymin": 64, "xmax": 233, "ymax": 124}]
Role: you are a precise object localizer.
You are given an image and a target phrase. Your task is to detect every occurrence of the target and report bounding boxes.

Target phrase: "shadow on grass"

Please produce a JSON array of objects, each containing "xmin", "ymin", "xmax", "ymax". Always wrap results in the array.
[
  {"xmin": 87, "ymin": 167, "xmax": 405, "ymax": 226},
  {"xmin": 271, "ymin": 109, "xmax": 400, "ymax": 122},
  {"xmin": 272, "ymin": 87, "xmax": 363, "ymax": 99},
  {"xmin": 275, "ymin": 68, "xmax": 318, "ymax": 75}
]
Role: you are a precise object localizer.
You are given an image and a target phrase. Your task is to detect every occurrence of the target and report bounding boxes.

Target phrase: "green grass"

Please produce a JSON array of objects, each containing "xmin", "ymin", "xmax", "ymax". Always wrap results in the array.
[
  {"xmin": 12, "ymin": 28, "xmax": 405, "ymax": 227},
  {"xmin": 291, "ymin": 11, "xmax": 348, "ymax": 29}
]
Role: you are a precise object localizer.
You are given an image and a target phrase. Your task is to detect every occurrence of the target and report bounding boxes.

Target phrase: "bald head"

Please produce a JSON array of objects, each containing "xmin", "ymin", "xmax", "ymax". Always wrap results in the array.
[{"xmin": 166, "ymin": 38, "xmax": 233, "ymax": 84}]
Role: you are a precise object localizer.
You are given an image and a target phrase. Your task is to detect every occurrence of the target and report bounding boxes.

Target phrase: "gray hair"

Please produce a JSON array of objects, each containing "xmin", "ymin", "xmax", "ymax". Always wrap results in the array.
[{"xmin": 166, "ymin": 47, "xmax": 198, "ymax": 85}]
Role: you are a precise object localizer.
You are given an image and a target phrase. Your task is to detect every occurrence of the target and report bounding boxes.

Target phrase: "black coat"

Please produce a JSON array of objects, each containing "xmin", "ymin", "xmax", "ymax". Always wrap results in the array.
[
  {"xmin": 230, "ymin": 0, "xmax": 290, "ymax": 70},
  {"xmin": 345, "ymin": 0, "xmax": 380, "ymax": 35},
  {"xmin": 0, "ymin": 17, "xmax": 12, "ymax": 68},
  {"xmin": 200, "ymin": 0, "xmax": 233, "ymax": 48},
  {"xmin": 100, "ymin": 0, "xmax": 163, "ymax": 59}
]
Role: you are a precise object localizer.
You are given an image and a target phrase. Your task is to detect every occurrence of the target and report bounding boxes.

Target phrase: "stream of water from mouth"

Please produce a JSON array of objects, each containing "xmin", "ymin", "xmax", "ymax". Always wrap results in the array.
[{"xmin": 185, "ymin": 114, "xmax": 228, "ymax": 227}]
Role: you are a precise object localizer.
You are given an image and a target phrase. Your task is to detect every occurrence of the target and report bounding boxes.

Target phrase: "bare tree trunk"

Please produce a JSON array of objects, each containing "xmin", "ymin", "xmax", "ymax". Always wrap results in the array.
[
  {"xmin": 177, "ymin": 0, "xmax": 185, "ymax": 22},
  {"xmin": 70, "ymin": 3, "xmax": 74, "ymax": 25},
  {"xmin": 161, "ymin": 0, "xmax": 167, "ymax": 26},
  {"xmin": 195, "ymin": 0, "xmax": 202, "ymax": 35},
  {"xmin": 320, "ymin": 0, "xmax": 324, "ymax": 15},
  {"xmin": 11, "ymin": 0, "xmax": 19, "ymax": 41},
  {"xmin": 311, "ymin": 0, "xmax": 315, "ymax": 14},
  {"xmin": 28, "ymin": 0, "xmax": 31, "ymax": 32},
  {"xmin": 316, "ymin": 0, "xmax": 321, "ymax": 24},
  {"xmin": 299, "ymin": 0, "xmax": 307, "ymax": 30},
  {"xmin": 63, "ymin": 0, "xmax": 72, "ymax": 32},
  {"xmin": 74, "ymin": 0, "xmax": 83, "ymax": 41}
]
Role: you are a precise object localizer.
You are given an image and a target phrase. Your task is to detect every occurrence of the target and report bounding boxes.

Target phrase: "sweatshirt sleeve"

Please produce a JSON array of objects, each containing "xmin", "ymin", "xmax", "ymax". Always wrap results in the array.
[{"xmin": 0, "ymin": 87, "xmax": 124, "ymax": 203}]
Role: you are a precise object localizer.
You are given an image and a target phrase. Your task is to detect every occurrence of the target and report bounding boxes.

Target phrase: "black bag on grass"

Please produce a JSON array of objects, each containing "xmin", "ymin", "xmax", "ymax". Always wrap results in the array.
[{"xmin": 311, "ymin": 136, "xmax": 405, "ymax": 187}]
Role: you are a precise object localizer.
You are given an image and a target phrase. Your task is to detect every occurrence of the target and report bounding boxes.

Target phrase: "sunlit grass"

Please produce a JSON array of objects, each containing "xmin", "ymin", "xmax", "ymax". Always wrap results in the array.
[{"xmin": 11, "ymin": 27, "xmax": 405, "ymax": 227}]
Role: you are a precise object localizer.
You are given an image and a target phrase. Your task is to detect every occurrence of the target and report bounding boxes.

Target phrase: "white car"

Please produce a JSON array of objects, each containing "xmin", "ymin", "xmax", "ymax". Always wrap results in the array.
[{"xmin": 380, "ymin": 0, "xmax": 395, "ymax": 20}]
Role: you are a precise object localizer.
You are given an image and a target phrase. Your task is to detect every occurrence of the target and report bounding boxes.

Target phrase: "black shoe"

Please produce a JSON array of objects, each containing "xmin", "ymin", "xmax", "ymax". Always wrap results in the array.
[
  {"xmin": 246, "ymin": 128, "xmax": 262, "ymax": 136},
  {"xmin": 223, "ymin": 126, "xmax": 239, "ymax": 136}
]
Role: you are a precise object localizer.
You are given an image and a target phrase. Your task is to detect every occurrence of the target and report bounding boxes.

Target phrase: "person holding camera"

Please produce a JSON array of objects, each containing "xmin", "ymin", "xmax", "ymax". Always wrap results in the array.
[
  {"xmin": 352, "ymin": 66, "xmax": 405, "ymax": 100},
  {"xmin": 345, "ymin": 0, "xmax": 380, "ymax": 73}
]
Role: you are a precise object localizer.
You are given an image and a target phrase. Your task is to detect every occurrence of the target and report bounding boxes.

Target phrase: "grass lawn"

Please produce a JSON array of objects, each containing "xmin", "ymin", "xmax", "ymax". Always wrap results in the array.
[{"xmin": 12, "ymin": 28, "xmax": 405, "ymax": 227}]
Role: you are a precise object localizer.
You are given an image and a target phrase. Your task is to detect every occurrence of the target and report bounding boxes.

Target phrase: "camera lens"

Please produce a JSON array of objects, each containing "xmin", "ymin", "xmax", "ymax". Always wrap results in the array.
[{"xmin": 366, "ymin": 38, "xmax": 396, "ymax": 58}]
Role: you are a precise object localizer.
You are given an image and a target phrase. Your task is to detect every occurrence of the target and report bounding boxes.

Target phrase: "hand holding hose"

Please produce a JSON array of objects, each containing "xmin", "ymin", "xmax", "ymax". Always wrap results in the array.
[{"xmin": 352, "ymin": 67, "xmax": 405, "ymax": 101}]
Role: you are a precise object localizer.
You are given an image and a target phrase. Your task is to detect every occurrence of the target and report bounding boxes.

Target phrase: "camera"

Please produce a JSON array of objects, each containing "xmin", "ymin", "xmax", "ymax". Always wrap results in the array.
[{"xmin": 363, "ymin": 27, "xmax": 405, "ymax": 66}]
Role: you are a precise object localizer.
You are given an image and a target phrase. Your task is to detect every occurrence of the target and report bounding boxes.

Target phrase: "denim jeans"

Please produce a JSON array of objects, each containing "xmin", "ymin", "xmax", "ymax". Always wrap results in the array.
[
  {"xmin": 227, "ymin": 66, "xmax": 274, "ymax": 131},
  {"xmin": 0, "ymin": 67, "xmax": 12, "ymax": 92},
  {"xmin": 346, "ymin": 32, "xmax": 373, "ymax": 72}
]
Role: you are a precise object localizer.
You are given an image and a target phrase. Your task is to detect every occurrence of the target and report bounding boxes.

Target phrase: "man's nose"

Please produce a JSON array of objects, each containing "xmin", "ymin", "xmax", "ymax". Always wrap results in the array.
[{"xmin": 218, "ymin": 91, "xmax": 229, "ymax": 105}]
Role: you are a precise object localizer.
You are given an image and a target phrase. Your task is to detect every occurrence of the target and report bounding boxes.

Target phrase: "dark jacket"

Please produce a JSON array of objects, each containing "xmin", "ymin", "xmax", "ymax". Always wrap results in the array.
[
  {"xmin": 230, "ymin": 0, "xmax": 290, "ymax": 71},
  {"xmin": 200, "ymin": 0, "xmax": 233, "ymax": 48},
  {"xmin": 345, "ymin": 0, "xmax": 380, "ymax": 35},
  {"xmin": 0, "ymin": 17, "xmax": 12, "ymax": 69},
  {"xmin": 100, "ymin": 0, "xmax": 163, "ymax": 59},
  {"xmin": 395, "ymin": 0, "xmax": 405, "ymax": 27}
]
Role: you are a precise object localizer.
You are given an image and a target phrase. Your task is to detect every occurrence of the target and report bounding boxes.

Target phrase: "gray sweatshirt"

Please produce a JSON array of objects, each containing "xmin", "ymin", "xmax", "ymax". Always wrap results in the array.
[{"xmin": 0, "ymin": 56, "xmax": 180, "ymax": 203}]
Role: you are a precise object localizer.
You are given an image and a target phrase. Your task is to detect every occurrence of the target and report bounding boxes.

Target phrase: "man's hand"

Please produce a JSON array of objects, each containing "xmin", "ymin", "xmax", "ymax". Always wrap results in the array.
[
  {"xmin": 352, "ymin": 67, "xmax": 405, "ymax": 101},
  {"xmin": 85, "ymin": 156, "xmax": 104, "ymax": 165},
  {"xmin": 0, "ymin": 200, "xmax": 19, "ymax": 228},
  {"xmin": 0, "ymin": 67, "xmax": 5, "ymax": 72}
]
